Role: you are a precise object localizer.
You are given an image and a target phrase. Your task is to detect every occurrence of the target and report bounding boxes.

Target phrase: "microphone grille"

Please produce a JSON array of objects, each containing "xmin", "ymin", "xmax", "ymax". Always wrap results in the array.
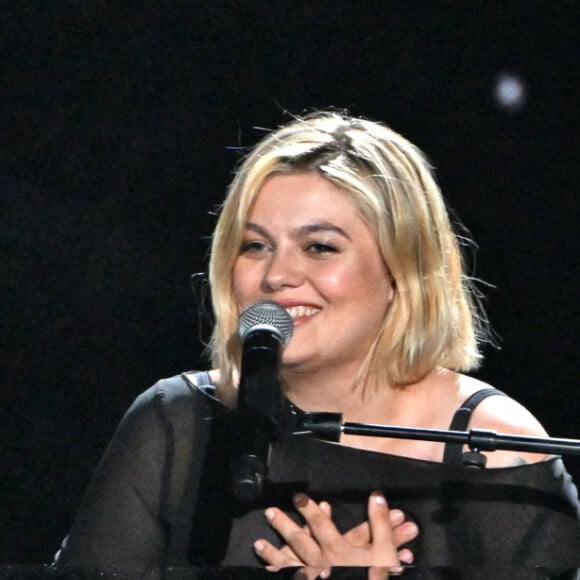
[{"xmin": 238, "ymin": 300, "xmax": 294, "ymax": 346}]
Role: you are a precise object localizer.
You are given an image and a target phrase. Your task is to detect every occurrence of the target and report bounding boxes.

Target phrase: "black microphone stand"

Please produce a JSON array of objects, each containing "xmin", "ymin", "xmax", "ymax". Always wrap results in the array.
[{"xmin": 295, "ymin": 412, "xmax": 580, "ymax": 468}]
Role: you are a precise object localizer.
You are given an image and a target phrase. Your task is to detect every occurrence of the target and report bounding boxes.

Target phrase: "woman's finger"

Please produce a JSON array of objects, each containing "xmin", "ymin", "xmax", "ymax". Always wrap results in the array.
[
  {"xmin": 254, "ymin": 538, "xmax": 302, "ymax": 567},
  {"xmin": 367, "ymin": 567, "xmax": 393, "ymax": 580},
  {"xmin": 292, "ymin": 493, "xmax": 343, "ymax": 550},
  {"xmin": 293, "ymin": 566, "xmax": 332, "ymax": 580},
  {"xmin": 343, "ymin": 508, "xmax": 412, "ymax": 548},
  {"xmin": 389, "ymin": 508, "xmax": 405, "ymax": 527},
  {"xmin": 318, "ymin": 501, "xmax": 332, "ymax": 517},
  {"xmin": 265, "ymin": 505, "xmax": 323, "ymax": 563},
  {"xmin": 343, "ymin": 520, "xmax": 370, "ymax": 546},
  {"xmin": 397, "ymin": 548, "xmax": 414, "ymax": 564},
  {"xmin": 391, "ymin": 519, "xmax": 419, "ymax": 550},
  {"xmin": 366, "ymin": 491, "xmax": 400, "ymax": 565}
]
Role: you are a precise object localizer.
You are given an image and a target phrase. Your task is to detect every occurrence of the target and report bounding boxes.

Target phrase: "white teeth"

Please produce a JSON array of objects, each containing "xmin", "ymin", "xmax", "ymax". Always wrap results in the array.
[{"xmin": 285, "ymin": 306, "xmax": 320, "ymax": 320}]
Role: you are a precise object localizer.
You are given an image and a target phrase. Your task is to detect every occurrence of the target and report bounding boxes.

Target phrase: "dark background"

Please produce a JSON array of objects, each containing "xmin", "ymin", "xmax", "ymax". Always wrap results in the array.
[{"xmin": 1, "ymin": 1, "xmax": 578, "ymax": 564}]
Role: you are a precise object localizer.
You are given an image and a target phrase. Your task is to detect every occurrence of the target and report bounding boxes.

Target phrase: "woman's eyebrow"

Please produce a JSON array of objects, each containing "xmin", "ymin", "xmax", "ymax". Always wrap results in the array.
[
  {"xmin": 297, "ymin": 222, "xmax": 351, "ymax": 240},
  {"xmin": 243, "ymin": 221, "xmax": 351, "ymax": 241},
  {"xmin": 244, "ymin": 222, "xmax": 269, "ymax": 236}
]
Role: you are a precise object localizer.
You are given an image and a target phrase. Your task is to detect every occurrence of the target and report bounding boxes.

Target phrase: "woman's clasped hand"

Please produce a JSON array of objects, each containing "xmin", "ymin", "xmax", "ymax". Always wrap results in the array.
[{"xmin": 254, "ymin": 492, "xmax": 418, "ymax": 570}]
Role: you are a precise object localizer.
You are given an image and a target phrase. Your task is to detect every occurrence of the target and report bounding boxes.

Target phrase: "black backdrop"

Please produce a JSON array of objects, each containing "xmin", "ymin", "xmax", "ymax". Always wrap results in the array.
[{"xmin": 2, "ymin": 1, "xmax": 578, "ymax": 564}]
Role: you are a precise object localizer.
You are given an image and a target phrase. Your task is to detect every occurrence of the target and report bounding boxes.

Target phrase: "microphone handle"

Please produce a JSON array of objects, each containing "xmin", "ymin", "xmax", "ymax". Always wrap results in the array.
[
  {"xmin": 232, "ymin": 330, "xmax": 283, "ymax": 502},
  {"xmin": 238, "ymin": 329, "xmax": 283, "ymax": 419}
]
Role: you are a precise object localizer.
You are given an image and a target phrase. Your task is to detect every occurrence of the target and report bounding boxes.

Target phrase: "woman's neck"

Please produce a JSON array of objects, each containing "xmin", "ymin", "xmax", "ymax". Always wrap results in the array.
[
  {"xmin": 281, "ymin": 366, "xmax": 456, "ymax": 424},
  {"xmin": 280, "ymin": 364, "xmax": 395, "ymax": 416}
]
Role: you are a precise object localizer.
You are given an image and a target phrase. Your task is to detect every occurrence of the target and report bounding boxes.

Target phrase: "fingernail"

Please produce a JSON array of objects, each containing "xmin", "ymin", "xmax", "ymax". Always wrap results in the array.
[
  {"xmin": 390, "ymin": 509, "xmax": 404, "ymax": 525},
  {"xmin": 319, "ymin": 501, "xmax": 331, "ymax": 514},
  {"xmin": 404, "ymin": 522, "xmax": 419, "ymax": 539},
  {"xmin": 371, "ymin": 491, "xmax": 387, "ymax": 505},
  {"xmin": 265, "ymin": 508, "xmax": 275, "ymax": 521},
  {"xmin": 293, "ymin": 492, "xmax": 308, "ymax": 507},
  {"xmin": 320, "ymin": 568, "xmax": 331, "ymax": 579},
  {"xmin": 254, "ymin": 540, "xmax": 264, "ymax": 553}
]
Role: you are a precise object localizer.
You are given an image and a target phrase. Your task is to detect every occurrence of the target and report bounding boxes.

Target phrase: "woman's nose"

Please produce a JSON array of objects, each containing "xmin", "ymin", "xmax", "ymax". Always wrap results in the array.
[{"xmin": 262, "ymin": 250, "xmax": 304, "ymax": 291}]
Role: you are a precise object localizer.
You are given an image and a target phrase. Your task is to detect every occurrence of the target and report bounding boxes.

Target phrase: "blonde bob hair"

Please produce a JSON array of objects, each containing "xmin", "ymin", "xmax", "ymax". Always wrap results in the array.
[{"xmin": 209, "ymin": 111, "xmax": 486, "ymax": 405}]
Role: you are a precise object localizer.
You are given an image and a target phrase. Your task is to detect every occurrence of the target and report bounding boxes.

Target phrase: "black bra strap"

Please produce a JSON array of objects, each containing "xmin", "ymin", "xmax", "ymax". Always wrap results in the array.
[{"xmin": 443, "ymin": 388, "xmax": 506, "ymax": 465}]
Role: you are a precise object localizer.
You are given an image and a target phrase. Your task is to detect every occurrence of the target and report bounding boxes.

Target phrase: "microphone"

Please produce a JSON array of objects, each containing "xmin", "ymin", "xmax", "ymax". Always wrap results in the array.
[{"xmin": 231, "ymin": 300, "xmax": 293, "ymax": 502}]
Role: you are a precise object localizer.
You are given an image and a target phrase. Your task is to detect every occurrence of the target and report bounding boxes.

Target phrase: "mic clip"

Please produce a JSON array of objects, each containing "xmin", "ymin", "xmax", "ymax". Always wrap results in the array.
[{"xmin": 295, "ymin": 412, "xmax": 343, "ymax": 442}]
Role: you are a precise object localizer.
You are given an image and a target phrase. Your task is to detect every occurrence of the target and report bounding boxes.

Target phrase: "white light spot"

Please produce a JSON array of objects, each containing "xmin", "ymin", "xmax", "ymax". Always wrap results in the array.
[{"xmin": 494, "ymin": 73, "xmax": 527, "ymax": 111}]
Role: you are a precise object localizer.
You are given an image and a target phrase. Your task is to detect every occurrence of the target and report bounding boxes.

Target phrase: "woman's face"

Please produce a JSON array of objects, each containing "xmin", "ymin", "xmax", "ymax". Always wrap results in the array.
[{"xmin": 233, "ymin": 172, "xmax": 395, "ymax": 376}]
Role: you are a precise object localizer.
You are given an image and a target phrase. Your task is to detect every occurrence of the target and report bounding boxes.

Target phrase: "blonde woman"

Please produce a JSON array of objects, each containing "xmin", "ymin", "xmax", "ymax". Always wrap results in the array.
[{"xmin": 56, "ymin": 112, "xmax": 580, "ymax": 574}]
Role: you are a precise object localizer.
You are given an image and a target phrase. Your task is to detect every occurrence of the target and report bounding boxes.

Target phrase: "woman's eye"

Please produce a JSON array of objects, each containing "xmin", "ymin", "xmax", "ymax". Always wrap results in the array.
[
  {"xmin": 239, "ymin": 241, "xmax": 269, "ymax": 254},
  {"xmin": 307, "ymin": 243, "xmax": 338, "ymax": 254}
]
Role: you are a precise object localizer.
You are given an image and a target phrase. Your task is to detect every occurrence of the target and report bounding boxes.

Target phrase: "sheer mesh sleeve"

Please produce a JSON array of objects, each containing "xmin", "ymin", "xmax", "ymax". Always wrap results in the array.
[{"xmin": 54, "ymin": 374, "xmax": 221, "ymax": 575}]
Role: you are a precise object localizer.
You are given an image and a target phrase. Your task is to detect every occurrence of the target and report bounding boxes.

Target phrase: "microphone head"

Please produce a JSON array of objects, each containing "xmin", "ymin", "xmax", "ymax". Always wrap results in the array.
[{"xmin": 238, "ymin": 300, "xmax": 294, "ymax": 347}]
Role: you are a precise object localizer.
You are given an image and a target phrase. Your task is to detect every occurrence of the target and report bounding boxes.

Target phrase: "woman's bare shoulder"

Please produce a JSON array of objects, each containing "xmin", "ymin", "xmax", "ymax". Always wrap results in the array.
[{"xmin": 455, "ymin": 373, "xmax": 549, "ymax": 467}]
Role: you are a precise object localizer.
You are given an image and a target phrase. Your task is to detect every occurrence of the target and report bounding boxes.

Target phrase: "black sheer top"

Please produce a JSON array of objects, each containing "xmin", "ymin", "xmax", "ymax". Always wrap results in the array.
[{"xmin": 55, "ymin": 373, "xmax": 580, "ymax": 575}]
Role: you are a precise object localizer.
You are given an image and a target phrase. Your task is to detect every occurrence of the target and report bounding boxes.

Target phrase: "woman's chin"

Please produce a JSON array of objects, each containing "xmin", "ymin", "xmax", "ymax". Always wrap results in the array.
[{"xmin": 280, "ymin": 353, "xmax": 317, "ymax": 374}]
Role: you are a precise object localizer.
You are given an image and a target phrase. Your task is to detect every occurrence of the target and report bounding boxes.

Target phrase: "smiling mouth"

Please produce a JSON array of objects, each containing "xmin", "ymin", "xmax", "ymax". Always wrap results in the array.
[{"xmin": 285, "ymin": 306, "xmax": 321, "ymax": 323}]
